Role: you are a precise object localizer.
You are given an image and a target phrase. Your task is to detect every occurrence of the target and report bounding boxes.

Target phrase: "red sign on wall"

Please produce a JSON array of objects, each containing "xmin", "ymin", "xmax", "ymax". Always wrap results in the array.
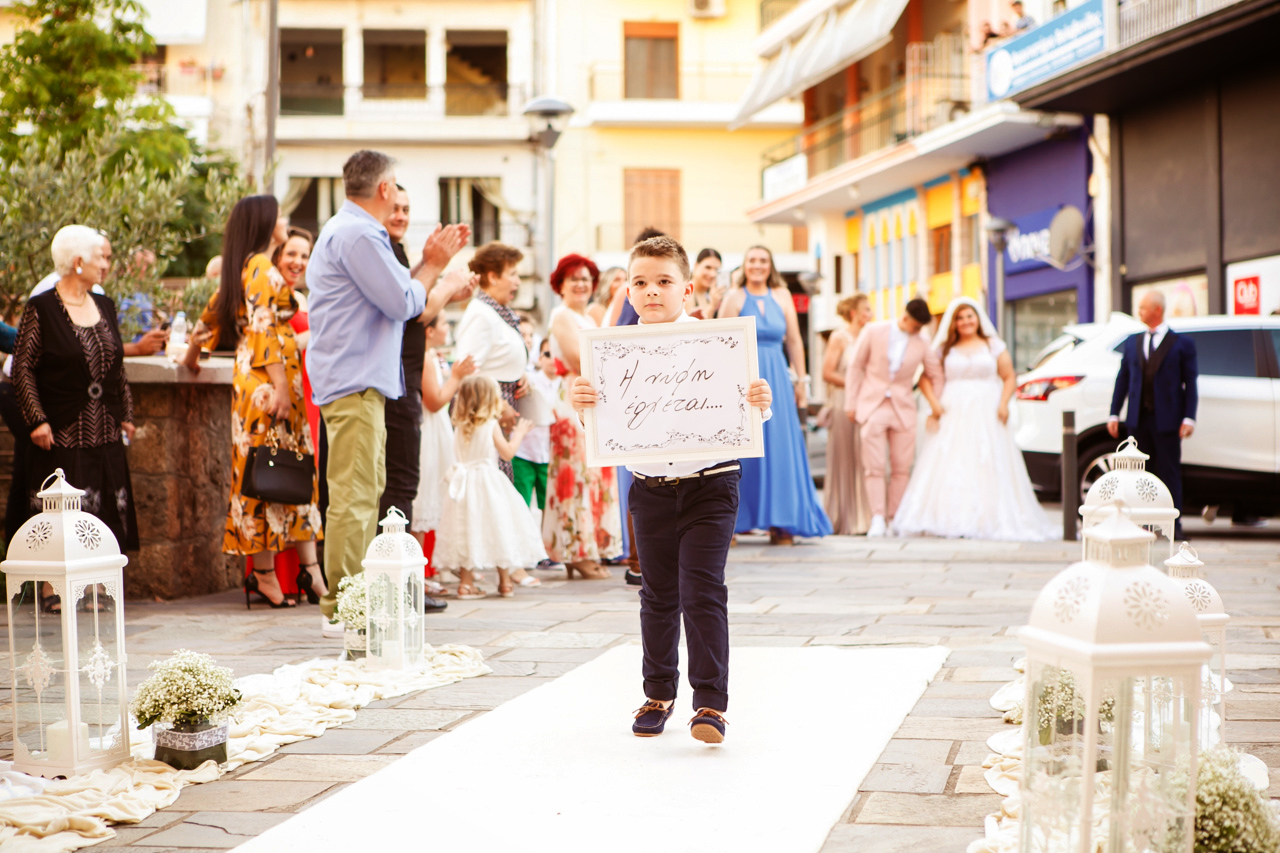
[{"xmin": 1233, "ymin": 275, "xmax": 1261, "ymax": 314}]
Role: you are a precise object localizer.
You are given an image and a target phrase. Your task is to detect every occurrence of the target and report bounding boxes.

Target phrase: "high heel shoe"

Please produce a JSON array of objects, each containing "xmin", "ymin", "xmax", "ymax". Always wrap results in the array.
[
  {"xmin": 565, "ymin": 560, "xmax": 611, "ymax": 580},
  {"xmin": 296, "ymin": 562, "xmax": 326, "ymax": 605},
  {"xmin": 245, "ymin": 568, "xmax": 297, "ymax": 609}
]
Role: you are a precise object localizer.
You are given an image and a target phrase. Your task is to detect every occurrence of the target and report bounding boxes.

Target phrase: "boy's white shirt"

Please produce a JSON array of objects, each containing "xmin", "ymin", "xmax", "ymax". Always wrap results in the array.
[
  {"xmin": 515, "ymin": 368, "xmax": 559, "ymax": 463},
  {"xmin": 627, "ymin": 311, "xmax": 771, "ymax": 478}
]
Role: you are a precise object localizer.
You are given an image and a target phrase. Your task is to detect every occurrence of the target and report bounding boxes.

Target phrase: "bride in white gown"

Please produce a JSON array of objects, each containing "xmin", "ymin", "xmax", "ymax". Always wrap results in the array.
[{"xmin": 893, "ymin": 297, "xmax": 1054, "ymax": 541}]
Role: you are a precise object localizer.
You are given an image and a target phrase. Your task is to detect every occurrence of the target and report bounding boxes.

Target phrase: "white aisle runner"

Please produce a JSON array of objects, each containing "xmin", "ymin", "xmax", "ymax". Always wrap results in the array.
[{"xmin": 237, "ymin": 645, "xmax": 948, "ymax": 853}]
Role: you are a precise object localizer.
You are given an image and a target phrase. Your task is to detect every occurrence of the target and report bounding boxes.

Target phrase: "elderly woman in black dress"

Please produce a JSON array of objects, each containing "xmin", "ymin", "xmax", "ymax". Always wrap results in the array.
[{"xmin": 12, "ymin": 225, "xmax": 139, "ymax": 612}]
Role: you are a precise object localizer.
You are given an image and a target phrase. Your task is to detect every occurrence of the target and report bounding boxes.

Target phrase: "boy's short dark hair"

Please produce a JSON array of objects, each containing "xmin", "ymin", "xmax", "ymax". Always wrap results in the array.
[
  {"xmin": 905, "ymin": 298, "xmax": 933, "ymax": 325},
  {"xmin": 630, "ymin": 236, "xmax": 690, "ymax": 280}
]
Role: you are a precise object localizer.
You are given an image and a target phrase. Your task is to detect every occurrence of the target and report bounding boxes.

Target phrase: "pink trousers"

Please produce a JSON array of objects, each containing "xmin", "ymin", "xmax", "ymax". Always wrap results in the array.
[{"xmin": 859, "ymin": 402, "xmax": 916, "ymax": 519}]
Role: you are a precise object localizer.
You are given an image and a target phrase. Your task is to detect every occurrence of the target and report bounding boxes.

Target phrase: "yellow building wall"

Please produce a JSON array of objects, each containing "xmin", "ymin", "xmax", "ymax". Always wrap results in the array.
[{"xmin": 551, "ymin": 0, "xmax": 797, "ymax": 261}]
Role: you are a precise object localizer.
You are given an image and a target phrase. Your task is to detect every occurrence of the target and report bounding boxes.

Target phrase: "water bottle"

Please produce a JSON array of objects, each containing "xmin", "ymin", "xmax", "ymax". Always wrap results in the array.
[{"xmin": 168, "ymin": 311, "xmax": 188, "ymax": 361}]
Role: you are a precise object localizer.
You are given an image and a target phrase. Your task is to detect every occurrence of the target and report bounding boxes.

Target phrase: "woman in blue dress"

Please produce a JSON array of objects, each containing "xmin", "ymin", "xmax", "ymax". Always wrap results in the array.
[{"xmin": 719, "ymin": 246, "xmax": 832, "ymax": 544}]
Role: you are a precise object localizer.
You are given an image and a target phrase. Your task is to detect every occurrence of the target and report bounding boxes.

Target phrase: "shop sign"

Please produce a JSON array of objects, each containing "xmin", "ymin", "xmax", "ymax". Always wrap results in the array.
[
  {"xmin": 986, "ymin": 0, "xmax": 1106, "ymax": 101},
  {"xmin": 762, "ymin": 153, "xmax": 808, "ymax": 203},
  {"xmin": 1226, "ymin": 254, "xmax": 1280, "ymax": 316},
  {"xmin": 1000, "ymin": 207, "xmax": 1060, "ymax": 274}
]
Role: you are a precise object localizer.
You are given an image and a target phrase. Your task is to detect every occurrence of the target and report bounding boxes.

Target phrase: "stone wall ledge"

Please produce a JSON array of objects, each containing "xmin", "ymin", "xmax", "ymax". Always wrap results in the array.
[{"xmin": 124, "ymin": 354, "xmax": 235, "ymax": 385}]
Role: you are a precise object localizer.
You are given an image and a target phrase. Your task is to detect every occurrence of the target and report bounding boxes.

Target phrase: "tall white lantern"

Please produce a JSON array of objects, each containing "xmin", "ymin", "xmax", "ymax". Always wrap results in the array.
[
  {"xmin": 1080, "ymin": 438, "xmax": 1179, "ymax": 555},
  {"xmin": 1020, "ymin": 508, "xmax": 1211, "ymax": 853},
  {"xmin": 361, "ymin": 507, "xmax": 424, "ymax": 671},
  {"xmin": 1, "ymin": 469, "xmax": 130, "ymax": 778},
  {"xmin": 1164, "ymin": 543, "xmax": 1230, "ymax": 746}
]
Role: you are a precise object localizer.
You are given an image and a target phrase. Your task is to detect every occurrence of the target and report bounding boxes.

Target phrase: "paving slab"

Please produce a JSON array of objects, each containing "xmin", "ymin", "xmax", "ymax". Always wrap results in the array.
[
  {"xmin": 345, "ymin": 708, "xmax": 470, "ymax": 731},
  {"xmin": 239, "ymin": 755, "xmax": 398, "ymax": 782},
  {"xmin": 276, "ymin": 728, "xmax": 401, "ymax": 755},
  {"xmin": 133, "ymin": 812, "xmax": 294, "ymax": 848},
  {"xmin": 860, "ymin": 763, "xmax": 953, "ymax": 794},
  {"xmin": 172, "ymin": 781, "xmax": 334, "ymax": 812},
  {"xmin": 856, "ymin": 792, "xmax": 1006, "ymax": 826},
  {"xmin": 820, "ymin": 823, "xmax": 983, "ymax": 853},
  {"xmin": 394, "ymin": 676, "xmax": 554, "ymax": 709},
  {"xmin": 876, "ymin": 738, "xmax": 954, "ymax": 765},
  {"xmin": 374, "ymin": 731, "xmax": 447, "ymax": 754}
]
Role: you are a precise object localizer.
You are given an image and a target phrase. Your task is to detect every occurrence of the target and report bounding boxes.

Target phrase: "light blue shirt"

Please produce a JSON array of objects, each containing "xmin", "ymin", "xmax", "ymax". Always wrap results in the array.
[{"xmin": 307, "ymin": 200, "xmax": 426, "ymax": 406}]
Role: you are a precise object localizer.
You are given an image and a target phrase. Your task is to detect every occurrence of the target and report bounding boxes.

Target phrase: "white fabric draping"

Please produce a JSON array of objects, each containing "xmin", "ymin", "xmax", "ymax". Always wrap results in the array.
[
  {"xmin": 0, "ymin": 644, "xmax": 489, "ymax": 852},
  {"xmin": 730, "ymin": 0, "xmax": 910, "ymax": 128}
]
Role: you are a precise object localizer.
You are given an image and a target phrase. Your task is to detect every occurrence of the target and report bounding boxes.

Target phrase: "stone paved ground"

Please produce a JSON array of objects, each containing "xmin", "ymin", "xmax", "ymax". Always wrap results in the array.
[{"xmin": 5, "ymin": 517, "xmax": 1279, "ymax": 852}]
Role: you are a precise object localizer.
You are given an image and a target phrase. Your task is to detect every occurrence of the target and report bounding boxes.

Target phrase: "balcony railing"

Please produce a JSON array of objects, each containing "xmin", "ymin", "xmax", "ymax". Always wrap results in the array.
[
  {"xmin": 761, "ymin": 39, "xmax": 969, "ymax": 196},
  {"xmin": 592, "ymin": 222, "xmax": 797, "ymax": 255},
  {"xmin": 760, "ymin": 0, "xmax": 800, "ymax": 31},
  {"xmin": 1116, "ymin": 0, "xmax": 1245, "ymax": 49},
  {"xmin": 588, "ymin": 62, "xmax": 760, "ymax": 103},
  {"xmin": 133, "ymin": 63, "xmax": 212, "ymax": 98},
  {"xmin": 280, "ymin": 82, "xmax": 524, "ymax": 117}
]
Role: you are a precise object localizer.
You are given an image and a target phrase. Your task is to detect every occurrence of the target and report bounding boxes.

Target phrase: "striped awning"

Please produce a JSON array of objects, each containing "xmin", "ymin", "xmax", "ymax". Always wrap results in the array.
[{"xmin": 731, "ymin": 0, "xmax": 911, "ymax": 129}]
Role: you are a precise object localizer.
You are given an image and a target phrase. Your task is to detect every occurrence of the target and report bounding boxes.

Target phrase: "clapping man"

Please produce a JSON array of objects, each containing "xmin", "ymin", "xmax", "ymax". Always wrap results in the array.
[
  {"xmin": 1108, "ymin": 289, "xmax": 1198, "ymax": 537},
  {"xmin": 308, "ymin": 150, "xmax": 471, "ymax": 637}
]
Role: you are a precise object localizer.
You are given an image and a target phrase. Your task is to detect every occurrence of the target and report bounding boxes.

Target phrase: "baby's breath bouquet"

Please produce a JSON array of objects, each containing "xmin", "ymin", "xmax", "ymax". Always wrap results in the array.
[
  {"xmin": 130, "ymin": 650, "xmax": 242, "ymax": 730},
  {"xmin": 1170, "ymin": 746, "xmax": 1280, "ymax": 853},
  {"xmin": 336, "ymin": 573, "xmax": 368, "ymax": 630}
]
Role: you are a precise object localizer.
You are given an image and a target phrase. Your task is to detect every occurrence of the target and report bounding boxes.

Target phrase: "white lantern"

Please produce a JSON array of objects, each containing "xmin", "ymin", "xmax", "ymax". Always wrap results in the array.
[
  {"xmin": 1080, "ymin": 437, "xmax": 1179, "ymax": 555},
  {"xmin": 1164, "ymin": 542, "xmax": 1230, "ymax": 746},
  {"xmin": 361, "ymin": 507, "xmax": 424, "ymax": 671},
  {"xmin": 1020, "ymin": 507, "xmax": 1211, "ymax": 853},
  {"xmin": 1, "ymin": 469, "xmax": 130, "ymax": 778}
]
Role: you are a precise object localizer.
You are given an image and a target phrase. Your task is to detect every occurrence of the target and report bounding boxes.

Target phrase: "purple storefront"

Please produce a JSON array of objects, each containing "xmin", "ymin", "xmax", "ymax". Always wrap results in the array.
[{"xmin": 986, "ymin": 127, "xmax": 1093, "ymax": 371}]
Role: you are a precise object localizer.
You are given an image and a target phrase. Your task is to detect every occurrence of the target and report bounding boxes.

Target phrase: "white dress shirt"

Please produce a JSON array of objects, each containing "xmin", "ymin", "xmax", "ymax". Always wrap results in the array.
[
  {"xmin": 516, "ymin": 369, "xmax": 559, "ymax": 464},
  {"xmin": 627, "ymin": 312, "xmax": 772, "ymax": 479}
]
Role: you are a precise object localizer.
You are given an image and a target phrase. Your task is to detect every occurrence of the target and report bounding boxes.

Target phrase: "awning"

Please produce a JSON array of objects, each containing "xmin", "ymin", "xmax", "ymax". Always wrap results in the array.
[
  {"xmin": 730, "ymin": 0, "xmax": 911, "ymax": 129},
  {"xmin": 136, "ymin": 0, "xmax": 208, "ymax": 45}
]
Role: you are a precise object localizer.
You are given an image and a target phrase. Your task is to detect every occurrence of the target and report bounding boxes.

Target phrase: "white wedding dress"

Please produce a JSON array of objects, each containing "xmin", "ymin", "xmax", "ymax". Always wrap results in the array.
[
  {"xmin": 893, "ymin": 336, "xmax": 1055, "ymax": 541},
  {"xmin": 434, "ymin": 419, "xmax": 548, "ymax": 570}
]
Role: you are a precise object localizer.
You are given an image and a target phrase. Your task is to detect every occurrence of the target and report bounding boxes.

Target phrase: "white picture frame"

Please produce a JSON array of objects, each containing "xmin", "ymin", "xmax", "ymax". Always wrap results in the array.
[{"xmin": 579, "ymin": 316, "xmax": 765, "ymax": 467}]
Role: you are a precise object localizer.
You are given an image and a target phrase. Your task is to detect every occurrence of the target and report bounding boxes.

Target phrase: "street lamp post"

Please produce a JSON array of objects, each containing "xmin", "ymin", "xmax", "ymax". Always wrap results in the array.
[
  {"xmin": 985, "ymin": 216, "xmax": 1013, "ymax": 333},
  {"xmin": 522, "ymin": 96, "xmax": 575, "ymax": 320}
]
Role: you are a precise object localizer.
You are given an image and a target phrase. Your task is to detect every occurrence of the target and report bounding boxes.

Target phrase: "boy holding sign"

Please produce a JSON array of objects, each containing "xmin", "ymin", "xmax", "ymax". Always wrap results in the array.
[{"xmin": 571, "ymin": 237, "xmax": 772, "ymax": 744}]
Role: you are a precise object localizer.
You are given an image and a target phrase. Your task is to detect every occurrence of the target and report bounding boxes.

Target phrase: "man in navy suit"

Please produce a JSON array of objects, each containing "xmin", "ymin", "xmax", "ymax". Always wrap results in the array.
[{"xmin": 1108, "ymin": 290, "xmax": 1198, "ymax": 535}]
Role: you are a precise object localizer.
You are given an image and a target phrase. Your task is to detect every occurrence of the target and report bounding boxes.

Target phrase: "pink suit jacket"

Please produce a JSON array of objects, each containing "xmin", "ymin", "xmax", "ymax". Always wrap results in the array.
[{"xmin": 843, "ymin": 320, "xmax": 944, "ymax": 425}]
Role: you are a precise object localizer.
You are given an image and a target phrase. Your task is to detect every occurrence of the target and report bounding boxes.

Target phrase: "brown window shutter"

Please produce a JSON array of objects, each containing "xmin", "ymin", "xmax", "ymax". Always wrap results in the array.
[{"xmin": 624, "ymin": 169, "xmax": 681, "ymax": 244}]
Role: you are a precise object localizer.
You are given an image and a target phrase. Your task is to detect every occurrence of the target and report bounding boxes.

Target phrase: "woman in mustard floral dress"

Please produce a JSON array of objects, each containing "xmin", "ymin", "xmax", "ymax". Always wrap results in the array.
[{"xmin": 184, "ymin": 195, "xmax": 324, "ymax": 608}]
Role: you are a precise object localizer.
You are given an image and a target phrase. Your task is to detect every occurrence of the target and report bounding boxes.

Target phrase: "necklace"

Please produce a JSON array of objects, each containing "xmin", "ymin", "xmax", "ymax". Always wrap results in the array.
[{"xmin": 57, "ymin": 287, "xmax": 88, "ymax": 307}]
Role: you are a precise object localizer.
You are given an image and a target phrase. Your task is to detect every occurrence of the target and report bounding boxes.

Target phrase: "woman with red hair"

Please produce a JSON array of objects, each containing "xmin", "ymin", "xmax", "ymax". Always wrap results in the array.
[{"xmin": 541, "ymin": 254, "xmax": 622, "ymax": 579}]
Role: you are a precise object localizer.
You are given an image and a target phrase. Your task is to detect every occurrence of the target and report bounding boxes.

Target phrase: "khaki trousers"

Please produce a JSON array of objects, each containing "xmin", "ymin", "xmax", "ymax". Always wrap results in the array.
[
  {"xmin": 859, "ymin": 400, "xmax": 915, "ymax": 520},
  {"xmin": 319, "ymin": 389, "xmax": 386, "ymax": 618}
]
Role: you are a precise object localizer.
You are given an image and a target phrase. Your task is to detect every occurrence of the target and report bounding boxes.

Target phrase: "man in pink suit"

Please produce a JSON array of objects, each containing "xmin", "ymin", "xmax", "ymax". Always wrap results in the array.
[{"xmin": 844, "ymin": 298, "xmax": 941, "ymax": 537}]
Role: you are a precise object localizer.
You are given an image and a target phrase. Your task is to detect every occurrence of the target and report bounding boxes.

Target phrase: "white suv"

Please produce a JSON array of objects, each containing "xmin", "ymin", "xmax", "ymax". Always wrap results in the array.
[{"xmin": 1012, "ymin": 313, "xmax": 1280, "ymax": 518}]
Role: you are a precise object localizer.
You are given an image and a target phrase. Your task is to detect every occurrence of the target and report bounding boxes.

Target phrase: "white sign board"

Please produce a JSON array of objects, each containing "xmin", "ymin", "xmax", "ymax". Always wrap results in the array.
[{"xmin": 580, "ymin": 317, "xmax": 765, "ymax": 468}]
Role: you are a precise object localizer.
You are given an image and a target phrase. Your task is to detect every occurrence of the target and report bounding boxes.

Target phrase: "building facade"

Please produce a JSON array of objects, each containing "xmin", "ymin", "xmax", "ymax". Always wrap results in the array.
[{"xmin": 547, "ymin": 0, "xmax": 807, "ymax": 276}]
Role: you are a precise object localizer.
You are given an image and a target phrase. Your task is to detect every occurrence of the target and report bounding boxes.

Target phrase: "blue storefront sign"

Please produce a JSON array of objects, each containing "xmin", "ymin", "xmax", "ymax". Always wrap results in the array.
[
  {"xmin": 1002, "ymin": 207, "xmax": 1060, "ymax": 275},
  {"xmin": 986, "ymin": 0, "xmax": 1106, "ymax": 101}
]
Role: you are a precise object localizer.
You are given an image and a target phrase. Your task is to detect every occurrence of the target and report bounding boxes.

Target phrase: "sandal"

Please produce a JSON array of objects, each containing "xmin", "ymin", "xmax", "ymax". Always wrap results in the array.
[
  {"xmin": 245, "ymin": 568, "xmax": 297, "ymax": 609},
  {"xmin": 456, "ymin": 583, "xmax": 487, "ymax": 600},
  {"xmin": 498, "ymin": 583, "xmax": 515, "ymax": 598},
  {"xmin": 296, "ymin": 561, "xmax": 327, "ymax": 605},
  {"xmin": 40, "ymin": 592, "xmax": 61, "ymax": 614}
]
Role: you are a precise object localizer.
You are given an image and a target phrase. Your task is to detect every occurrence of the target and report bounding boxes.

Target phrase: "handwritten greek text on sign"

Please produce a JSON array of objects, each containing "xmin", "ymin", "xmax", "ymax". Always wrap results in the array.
[{"xmin": 580, "ymin": 317, "xmax": 765, "ymax": 467}]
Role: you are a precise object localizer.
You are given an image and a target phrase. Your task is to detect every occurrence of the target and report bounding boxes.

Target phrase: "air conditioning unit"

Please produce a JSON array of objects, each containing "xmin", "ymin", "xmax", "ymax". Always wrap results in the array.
[{"xmin": 690, "ymin": 0, "xmax": 727, "ymax": 18}]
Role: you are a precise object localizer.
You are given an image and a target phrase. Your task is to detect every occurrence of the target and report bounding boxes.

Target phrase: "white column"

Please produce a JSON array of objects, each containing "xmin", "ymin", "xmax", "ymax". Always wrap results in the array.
[
  {"xmin": 1090, "ymin": 115, "xmax": 1113, "ymax": 320},
  {"xmin": 427, "ymin": 26, "xmax": 448, "ymax": 118},
  {"xmin": 343, "ymin": 24, "xmax": 363, "ymax": 116}
]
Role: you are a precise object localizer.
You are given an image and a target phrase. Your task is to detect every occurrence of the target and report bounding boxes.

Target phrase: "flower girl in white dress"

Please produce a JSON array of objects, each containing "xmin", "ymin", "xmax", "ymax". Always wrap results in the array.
[
  {"xmin": 435, "ymin": 376, "xmax": 548, "ymax": 598},
  {"xmin": 893, "ymin": 297, "xmax": 1054, "ymax": 541}
]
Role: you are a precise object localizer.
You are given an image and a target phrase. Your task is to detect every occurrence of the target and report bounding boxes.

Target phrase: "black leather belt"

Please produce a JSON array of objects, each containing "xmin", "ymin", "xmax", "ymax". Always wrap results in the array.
[{"xmin": 632, "ymin": 463, "xmax": 740, "ymax": 487}]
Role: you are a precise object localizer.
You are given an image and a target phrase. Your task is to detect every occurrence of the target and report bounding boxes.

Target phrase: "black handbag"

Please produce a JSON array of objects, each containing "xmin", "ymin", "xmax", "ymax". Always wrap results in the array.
[{"xmin": 242, "ymin": 431, "xmax": 315, "ymax": 505}]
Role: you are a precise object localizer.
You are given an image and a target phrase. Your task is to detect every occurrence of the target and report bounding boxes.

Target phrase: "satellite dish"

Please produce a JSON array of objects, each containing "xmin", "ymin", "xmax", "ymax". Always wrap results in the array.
[{"xmin": 1046, "ymin": 205, "xmax": 1085, "ymax": 269}]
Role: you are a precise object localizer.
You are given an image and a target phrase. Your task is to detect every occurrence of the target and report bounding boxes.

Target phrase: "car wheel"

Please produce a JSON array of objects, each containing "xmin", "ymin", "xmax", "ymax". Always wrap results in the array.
[{"xmin": 1078, "ymin": 443, "xmax": 1119, "ymax": 505}]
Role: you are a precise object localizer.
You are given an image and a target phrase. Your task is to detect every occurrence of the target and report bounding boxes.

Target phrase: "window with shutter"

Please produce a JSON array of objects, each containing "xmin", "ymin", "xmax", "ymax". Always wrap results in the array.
[{"xmin": 623, "ymin": 169, "xmax": 681, "ymax": 244}]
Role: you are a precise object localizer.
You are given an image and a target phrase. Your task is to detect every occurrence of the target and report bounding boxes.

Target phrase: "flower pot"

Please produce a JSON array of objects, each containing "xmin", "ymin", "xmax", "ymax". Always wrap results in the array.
[
  {"xmin": 343, "ymin": 628, "xmax": 367, "ymax": 661},
  {"xmin": 153, "ymin": 721, "xmax": 228, "ymax": 770}
]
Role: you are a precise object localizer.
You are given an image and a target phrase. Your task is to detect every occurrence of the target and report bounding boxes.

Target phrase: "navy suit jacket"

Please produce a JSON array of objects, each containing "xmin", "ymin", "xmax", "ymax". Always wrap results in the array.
[{"xmin": 1109, "ymin": 330, "xmax": 1198, "ymax": 434}]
